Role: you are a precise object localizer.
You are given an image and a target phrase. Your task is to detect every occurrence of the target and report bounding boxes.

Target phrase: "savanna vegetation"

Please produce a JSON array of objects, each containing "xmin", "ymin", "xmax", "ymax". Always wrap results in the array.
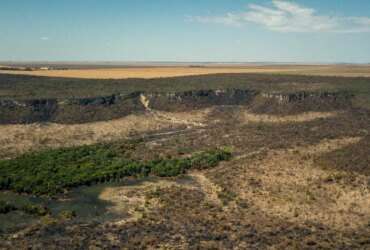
[{"xmin": 0, "ymin": 72, "xmax": 369, "ymax": 248}]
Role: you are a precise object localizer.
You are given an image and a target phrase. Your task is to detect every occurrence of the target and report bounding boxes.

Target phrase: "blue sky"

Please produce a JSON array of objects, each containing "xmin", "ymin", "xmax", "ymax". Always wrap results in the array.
[{"xmin": 1, "ymin": 0, "xmax": 370, "ymax": 63}]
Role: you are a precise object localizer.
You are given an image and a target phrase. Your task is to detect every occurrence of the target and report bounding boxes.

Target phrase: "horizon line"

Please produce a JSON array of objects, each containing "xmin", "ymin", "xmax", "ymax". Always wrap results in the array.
[{"xmin": 1, "ymin": 61, "xmax": 369, "ymax": 66}]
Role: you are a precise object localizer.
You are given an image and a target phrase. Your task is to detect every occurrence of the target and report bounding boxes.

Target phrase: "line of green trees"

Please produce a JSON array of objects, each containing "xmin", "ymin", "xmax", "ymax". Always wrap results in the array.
[{"xmin": 0, "ymin": 144, "xmax": 231, "ymax": 196}]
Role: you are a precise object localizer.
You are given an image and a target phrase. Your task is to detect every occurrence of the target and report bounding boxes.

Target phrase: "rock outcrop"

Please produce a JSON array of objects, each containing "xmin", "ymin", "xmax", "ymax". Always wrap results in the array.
[
  {"xmin": 261, "ymin": 91, "xmax": 353, "ymax": 104},
  {"xmin": 0, "ymin": 89, "xmax": 353, "ymax": 124},
  {"xmin": 143, "ymin": 89, "xmax": 258, "ymax": 111},
  {"xmin": 252, "ymin": 91, "xmax": 353, "ymax": 114}
]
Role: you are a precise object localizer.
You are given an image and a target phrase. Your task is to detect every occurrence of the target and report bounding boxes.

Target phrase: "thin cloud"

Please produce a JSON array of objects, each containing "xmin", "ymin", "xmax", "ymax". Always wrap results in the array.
[
  {"xmin": 189, "ymin": 0, "xmax": 370, "ymax": 33},
  {"xmin": 187, "ymin": 13, "xmax": 242, "ymax": 27},
  {"xmin": 40, "ymin": 36, "xmax": 50, "ymax": 41}
]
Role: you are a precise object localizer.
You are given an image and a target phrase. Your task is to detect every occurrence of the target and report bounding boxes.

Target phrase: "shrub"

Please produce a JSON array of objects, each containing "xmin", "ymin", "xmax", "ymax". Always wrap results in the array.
[
  {"xmin": 151, "ymin": 159, "xmax": 186, "ymax": 177},
  {"xmin": 0, "ymin": 201, "xmax": 50, "ymax": 216},
  {"xmin": 21, "ymin": 204, "xmax": 50, "ymax": 216},
  {"xmin": 0, "ymin": 201, "xmax": 17, "ymax": 214},
  {"xmin": 59, "ymin": 210, "xmax": 77, "ymax": 220}
]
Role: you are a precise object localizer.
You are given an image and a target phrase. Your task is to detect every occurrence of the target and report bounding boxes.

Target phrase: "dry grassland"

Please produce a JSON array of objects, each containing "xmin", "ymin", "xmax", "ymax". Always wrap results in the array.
[
  {"xmin": 2, "ymin": 65, "xmax": 370, "ymax": 79},
  {"xmin": 0, "ymin": 108, "xmax": 337, "ymax": 159},
  {"xmin": 235, "ymin": 137, "xmax": 369, "ymax": 231},
  {"xmin": 240, "ymin": 111, "xmax": 338, "ymax": 123},
  {"xmin": 1, "ymin": 102, "xmax": 369, "ymax": 248},
  {"xmin": 89, "ymin": 136, "xmax": 369, "ymax": 233},
  {"xmin": 0, "ymin": 109, "xmax": 209, "ymax": 158}
]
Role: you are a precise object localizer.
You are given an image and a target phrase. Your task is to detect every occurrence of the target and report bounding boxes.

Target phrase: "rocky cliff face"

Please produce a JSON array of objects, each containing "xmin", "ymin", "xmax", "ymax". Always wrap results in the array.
[
  {"xmin": 261, "ymin": 91, "xmax": 353, "ymax": 104},
  {"xmin": 0, "ymin": 92, "xmax": 144, "ymax": 124},
  {"xmin": 143, "ymin": 89, "xmax": 258, "ymax": 111},
  {"xmin": 0, "ymin": 89, "xmax": 353, "ymax": 124},
  {"xmin": 0, "ymin": 99, "xmax": 58, "ymax": 109},
  {"xmin": 0, "ymin": 99, "xmax": 58, "ymax": 124},
  {"xmin": 252, "ymin": 91, "xmax": 353, "ymax": 114}
]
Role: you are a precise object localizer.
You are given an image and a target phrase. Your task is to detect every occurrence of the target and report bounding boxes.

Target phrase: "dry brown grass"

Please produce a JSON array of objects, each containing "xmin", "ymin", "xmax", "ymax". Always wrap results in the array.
[
  {"xmin": 99, "ymin": 179, "xmax": 181, "ymax": 225},
  {"xmin": 240, "ymin": 111, "xmax": 338, "ymax": 123},
  {"xmin": 2, "ymin": 65, "xmax": 370, "ymax": 79},
  {"xmin": 99, "ymin": 175, "xmax": 220, "ymax": 226},
  {"xmin": 188, "ymin": 172, "xmax": 223, "ymax": 207},
  {"xmin": 236, "ymin": 137, "xmax": 370, "ymax": 231},
  {"xmin": 0, "ymin": 109, "xmax": 210, "ymax": 158}
]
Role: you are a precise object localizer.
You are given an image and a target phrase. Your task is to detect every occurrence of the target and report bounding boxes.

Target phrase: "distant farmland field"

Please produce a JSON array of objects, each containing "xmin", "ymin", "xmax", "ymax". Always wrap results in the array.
[{"xmin": 2, "ymin": 65, "xmax": 370, "ymax": 79}]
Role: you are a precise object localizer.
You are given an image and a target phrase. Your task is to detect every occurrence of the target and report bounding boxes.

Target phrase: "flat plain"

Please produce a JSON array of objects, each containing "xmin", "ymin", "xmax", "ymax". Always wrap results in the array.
[{"xmin": 2, "ymin": 64, "xmax": 370, "ymax": 79}]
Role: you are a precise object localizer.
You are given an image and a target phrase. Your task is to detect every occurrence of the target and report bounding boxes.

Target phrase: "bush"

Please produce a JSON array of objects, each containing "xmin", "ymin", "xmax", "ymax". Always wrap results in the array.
[
  {"xmin": 0, "ymin": 201, "xmax": 50, "ymax": 216},
  {"xmin": 190, "ymin": 149, "xmax": 232, "ymax": 170},
  {"xmin": 151, "ymin": 159, "xmax": 187, "ymax": 177},
  {"xmin": 59, "ymin": 210, "xmax": 77, "ymax": 220},
  {"xmin": 0, "ymin": 201, "xmax": 17, "ymax": 214},
  {"xmin": 21, "ymin": 204, "xmax": 50, "ymax": 216}
]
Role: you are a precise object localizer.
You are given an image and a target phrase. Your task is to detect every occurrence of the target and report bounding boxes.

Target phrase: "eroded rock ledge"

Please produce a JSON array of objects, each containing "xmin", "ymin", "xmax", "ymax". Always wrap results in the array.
[{"xmin": 0, "ymin": 89, "xmax": 352, "ymax": 124}]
